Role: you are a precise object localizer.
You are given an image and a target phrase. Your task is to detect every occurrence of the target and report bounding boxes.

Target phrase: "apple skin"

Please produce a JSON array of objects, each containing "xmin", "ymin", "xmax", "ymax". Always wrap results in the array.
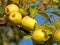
[
  {"xmin": 9, "ymin": 12, "xmax": 22, "ymax": 24},
  {"xmin": 22, "ymin": 16, "xmax": 37, "ymax": 31},
  {"xmin": 5, "ymin": 4, "xmax": 19, "ymax": 14},
  {"xmin": 54, "ymin": 30, "xmax": 60, "ymax": 41},
  {"xmin": 32, "ymin": 29, "xmax": 47, "ymax": 44}
]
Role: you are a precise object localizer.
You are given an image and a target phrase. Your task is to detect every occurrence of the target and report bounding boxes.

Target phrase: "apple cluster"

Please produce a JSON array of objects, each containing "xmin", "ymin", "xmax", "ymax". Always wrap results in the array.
[{"xmin": 5, "ymin": 3, "xmax": 60, "ymax": 44}]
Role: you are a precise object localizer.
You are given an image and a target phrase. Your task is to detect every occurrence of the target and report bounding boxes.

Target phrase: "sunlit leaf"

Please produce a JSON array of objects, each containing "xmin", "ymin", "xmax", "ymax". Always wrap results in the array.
[
  {"xmin": 24, "ymin": 35, "xmax": 32, "ymax": 39},
  {"xmin": 19, "ymin": 8, "xmax": 27, "ymax": 15},
  {"xmin": 56, "ymin": 2, "xmax": 60, "ymax": 9},
  {"xmin": 54, "ymin": 17, "xmax": 60, "ymax": 30},
  {"xmin": 45, "ymin": 30, "xmax": 52, "ymax": 36},
  {"xmin": 30, "ymin": 6, "xmax": 38, "ymax": 18},
  {"xmin": 52, "ymin": 5, "xmax": 58, "ymax": 9},
  {"xmin": 53, "ymin": 0, "xmax": 59, "ymax": 3},
  {"xmin": 42, "ymin": 24, "xmax": 55, "ymax": 35},
  {"xmin": 35, "ymin": 23, "xmax": 41, "ymax": 29},
  {"xmin": 35, "ymin": 24, "xmax": 55, "ymax": 36}
]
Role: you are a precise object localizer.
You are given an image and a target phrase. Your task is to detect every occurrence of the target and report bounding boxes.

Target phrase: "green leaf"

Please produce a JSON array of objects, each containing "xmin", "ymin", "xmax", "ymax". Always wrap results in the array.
[
  {"xmin": 52, "ymin": 5, "xmax": 58, "ymax": 9},
  {"xmin": 0, "ymin": 5, "xmax": 5, "ymax": 14},
  {"xmin": 38, "ymin": 24, "xmax": 55, "ymax": 35},
  {"xmin": 53, "ymin": 0, "xmax": 59, "ymax": 3},
  {"xmin": 24, "ymin": 35, "xmax": 32, "ymax": 39},
  {"xmin": 45, "ymin": 30, "xmax": 53, "ymax": 36},
  {"xmin": 38, "ymin": 11, "xmax": 51, "ymax": 23},
  {"xmin": 54, "ymin": 17, "xmax": 60, "ymax": 30},
  {"xmin": 0, "ymin": 2, "xmax": 7, "ymax": 14},
  {"xmin": 51, "ymin": 12, "xmax": 60, "ymax": 17},
  {"xmin": 46, "ymin": 35, "xmax": 55, "ymax": 45},
  {"xmin": 35, "ymin": 23, "xmax": 55, "ymax": 37},
  {"xmin": 35, "ymin": 23, "xmax": 41, "ymax": 29},
  {"xmin": 19, "ymin": 8, "xmax": 27, "ymax": 15},
  {"xmin": 12, "ymin": 27, "xmax": 20, "ymax": 42},
  {"xmin": 30, "ymin": 6, "xmax": 38, "ymax": 18},
  {"xmin": 44, "ymin": 26, "xmax": 55, "ymax": 35}
]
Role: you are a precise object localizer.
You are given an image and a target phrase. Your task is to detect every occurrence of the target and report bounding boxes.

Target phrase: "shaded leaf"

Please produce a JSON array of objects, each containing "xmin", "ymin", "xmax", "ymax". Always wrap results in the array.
[
  {"xmin": 0, "ymin": 2, "xmax": 7, "ymax": 14},
  {"xmin": 0, "ymin": 17, "xmax": 6, "ymax": 24},
  {"xmin": 51, "ymin": 12, "xmax": 60, "ymax": 17},
  {"xmin": 46, "ymin": 35, "xmax": 54, "ymax": 45},
  {"xmin": 58, "ymin": 17, "xmax": 60, "ymax": 23},
  {"xmin": 12, "ymin": 27, "xmax": 20, "ymax": 42},
  {"xmin": 0, "ymin": 5, "xmax": 5, "ymax": 14},
  {"xmin": 38, "ymin": 11, "xmax": 51, "ymax": 23}
]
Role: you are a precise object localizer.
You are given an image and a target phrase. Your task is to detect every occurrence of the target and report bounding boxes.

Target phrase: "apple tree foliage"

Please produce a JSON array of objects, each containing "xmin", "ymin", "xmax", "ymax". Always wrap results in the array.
[{"xmin": 0, "ymin": 0, "xmax": 60, "ymax": 45}]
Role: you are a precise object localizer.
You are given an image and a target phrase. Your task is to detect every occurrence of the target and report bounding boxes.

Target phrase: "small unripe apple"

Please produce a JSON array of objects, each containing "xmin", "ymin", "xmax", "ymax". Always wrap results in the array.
[
  {"xmin": 5, "ymin": 4, "xmax": 19, "ymax": 14},
  {"xmin": 22, "ymin": 16, "xmax": 37, "ymax": 31},
  {"xmin": 54, "ymin": 30, "xmax": 60, "ymax": 41},
  {"xmin": 9, "ymin": 12, "xmax": 22, "ymax": 24},
  {"xmin": 32, "ymin": 29, "xmax": 47, "ymax": 44}
]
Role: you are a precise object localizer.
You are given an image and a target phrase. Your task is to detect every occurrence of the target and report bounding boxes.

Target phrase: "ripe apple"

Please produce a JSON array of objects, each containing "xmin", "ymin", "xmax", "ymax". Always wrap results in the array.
[
  {"xmin": 54, "ymin": 30, "xmax": 60, "ymax": 41},
  {"xmin": 5, "ymin": 4, "xmax": 19, "ymax": 14},
  {"xmin": 32, "ymin": 29, "xmax": 47, "ymax": 44},
  {"xmin": 9, "ymin": 12, "xmax": 22, "ymax": 24},
  {"xmin": 22, "ymin": 16, "xmax": 37, "ymax": 31}
]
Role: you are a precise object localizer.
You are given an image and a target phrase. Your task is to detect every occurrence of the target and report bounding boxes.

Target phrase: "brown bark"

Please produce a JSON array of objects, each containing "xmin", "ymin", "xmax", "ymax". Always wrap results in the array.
[{"xmin": 0, "ymin": 0, "xmax": 2, "ymax": 5}]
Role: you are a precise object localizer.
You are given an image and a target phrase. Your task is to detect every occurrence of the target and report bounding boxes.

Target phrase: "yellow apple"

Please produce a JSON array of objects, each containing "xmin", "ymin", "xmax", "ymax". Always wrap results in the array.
[
  {"xmin": 32, "ymin": 29, "xmax": 47, "ymax": 44},
  {"xmin": 5, "ymin": 4, "xmax": 19, "ymax": 14},
  {"xmin": 54, "ymin": 30, "xmax": 60, "ymax": 41},
  {"xmin": 22, "ymin": 16, "xmax": 37, "ymax": 31},
  {"xmin": 9, "ymin": 12, "xmax": 22, "ymax": 24}
]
